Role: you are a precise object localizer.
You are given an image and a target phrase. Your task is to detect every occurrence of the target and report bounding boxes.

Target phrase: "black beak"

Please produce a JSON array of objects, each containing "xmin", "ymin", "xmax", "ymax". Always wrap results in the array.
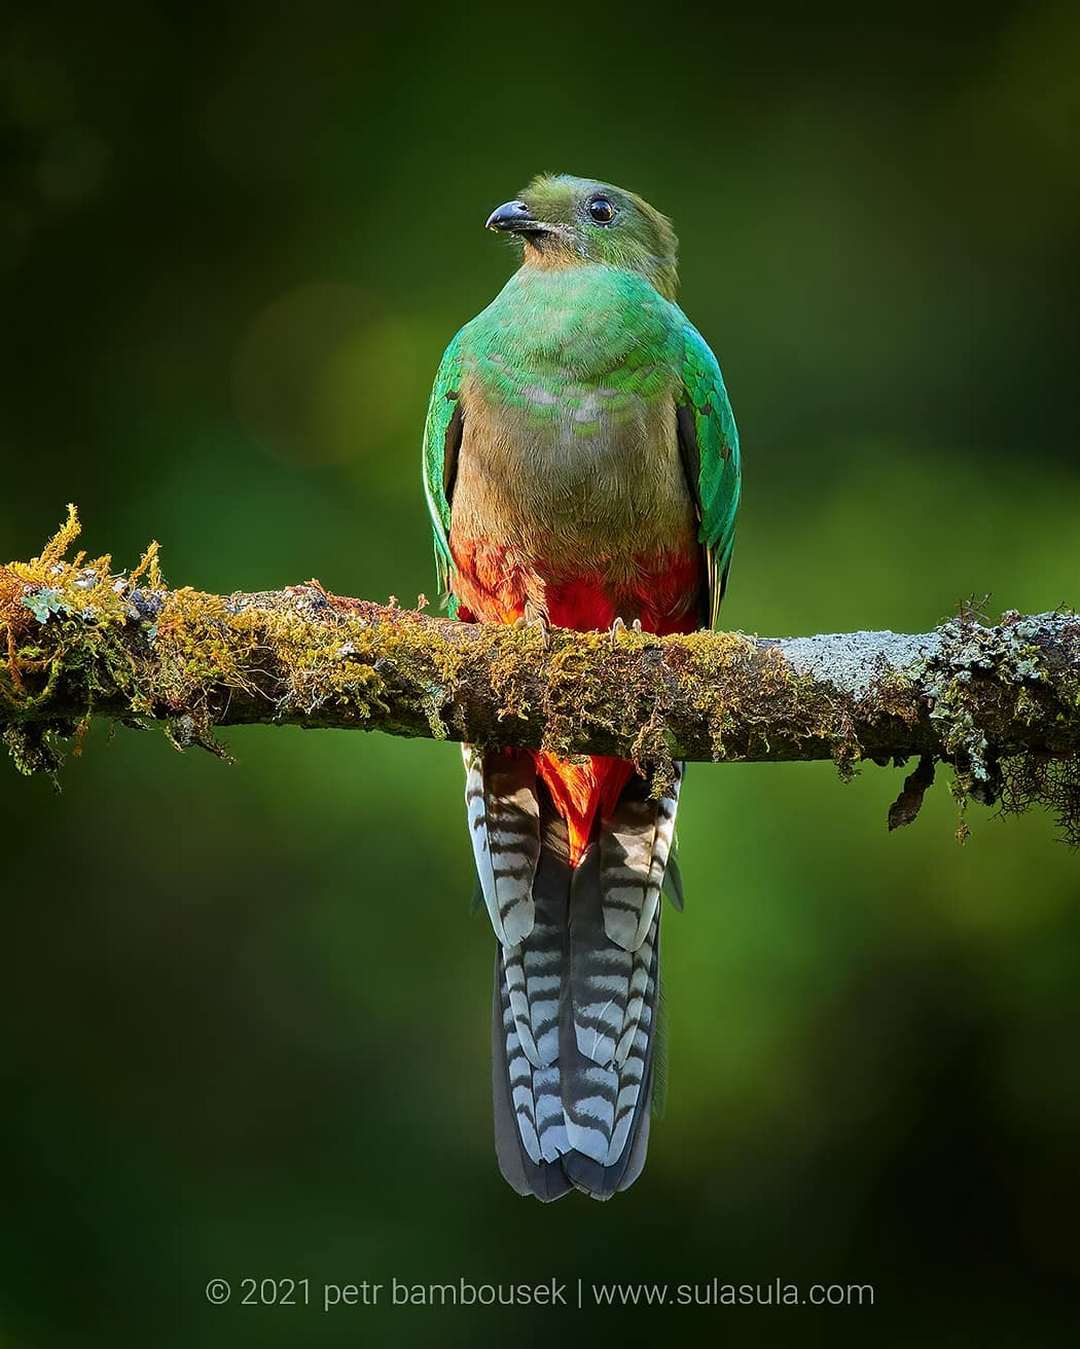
[{"xmin": 485, "ymin": 199, "xmax": 538, "ymax": 233}]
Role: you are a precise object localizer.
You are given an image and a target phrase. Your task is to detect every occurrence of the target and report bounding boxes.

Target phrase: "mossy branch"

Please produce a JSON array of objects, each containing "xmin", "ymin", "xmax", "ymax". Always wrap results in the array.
[{"xmin": 3, "ymin": 509, "xmax": 1079, "ymax": 838}]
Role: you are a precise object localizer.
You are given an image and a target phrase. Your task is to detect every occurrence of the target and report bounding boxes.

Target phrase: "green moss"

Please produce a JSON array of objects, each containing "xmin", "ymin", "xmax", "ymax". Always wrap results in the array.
[
  {"xmin": 1, "ymin": 724, "xmax": 65, "ymax": 779},
  {"xmin": 2, "ymin": 509, "xmax": 147, "ymax": 758},
  {"xmin": 3, "ymin": 512, "xmax": 1078, "ymax": 848},
  {"xmin": 0, "ymin": 512, "xmax": 870, "ymax": 791},
  {"xmin": 917, "ymin": 609, "xmax": 1080, "ymax": 840}
]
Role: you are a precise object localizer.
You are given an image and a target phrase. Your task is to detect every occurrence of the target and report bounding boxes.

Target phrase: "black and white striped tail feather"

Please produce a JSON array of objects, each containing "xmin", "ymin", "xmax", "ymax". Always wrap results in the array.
[
  {"xmin": 478, "ymin": 752, "xmax": 681, "ymax": 1200},
  {"xmin": 561, "ymin": 839, "xmax": 660, "ymax": 1187},
  {"xmin": 491, "ymin": 821, "xmax": 660, "ymax": 1202},
  {"xmin": 599, "ymin": 763, "xmax": 682, "ymax": 954},
  {"xmin": 464, "ymin": 745, "xmax": 539, "ymax": 949},
  {"xmin": 491, "ymin": 822, "xmax": 574, "ymax": 1201}
]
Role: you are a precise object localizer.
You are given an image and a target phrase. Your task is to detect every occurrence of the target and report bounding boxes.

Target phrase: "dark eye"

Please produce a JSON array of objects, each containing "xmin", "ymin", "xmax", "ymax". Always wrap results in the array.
[{"xmin": 588, "ymin": 196, "xmax": 616, "ymax": 224}]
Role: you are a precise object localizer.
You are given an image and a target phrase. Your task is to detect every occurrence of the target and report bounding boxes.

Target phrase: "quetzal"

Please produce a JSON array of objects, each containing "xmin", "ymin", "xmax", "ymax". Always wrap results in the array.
[{"xmin": 421, "ymin": 174, "xmax": 740, "ymax": 1200}]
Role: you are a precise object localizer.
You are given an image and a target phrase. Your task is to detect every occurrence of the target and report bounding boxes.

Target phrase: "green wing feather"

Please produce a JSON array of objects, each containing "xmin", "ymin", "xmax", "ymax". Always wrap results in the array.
[
  {"xmin": 421, "ymin": 328, "xmax": 466, "ymax": 613},
  {"xmin": 677, "ymin": 322, "xmax": 741, "ymax": 628}
]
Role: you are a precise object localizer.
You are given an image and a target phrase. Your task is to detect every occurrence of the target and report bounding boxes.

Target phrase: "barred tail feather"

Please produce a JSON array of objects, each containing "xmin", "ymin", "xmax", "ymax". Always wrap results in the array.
[
  {"xmin": 464, "ymin": 746, "xmax": 540, "ymax": 948},
  {"xmin": 599, "ymin": 762, "xmax": 682, "ymax": 953},
  {"xmin": 491, "ymin": 815, "xmax": 575, "ymax": 1201},
  {"xmin": 484, "ymin": 764, "xmax": 676, "ymax": 1202}
]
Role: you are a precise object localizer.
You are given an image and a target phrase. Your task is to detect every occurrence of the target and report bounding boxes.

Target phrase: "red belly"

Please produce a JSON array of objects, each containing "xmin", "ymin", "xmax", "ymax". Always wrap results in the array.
[{"xmin": 451, "ymin": 536, "xmax": 703, "ymax": 864}]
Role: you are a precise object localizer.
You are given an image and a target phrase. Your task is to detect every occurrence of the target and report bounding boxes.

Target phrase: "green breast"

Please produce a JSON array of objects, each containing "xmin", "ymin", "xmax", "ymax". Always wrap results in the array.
[{"xmin": 461, "ymin": 265, "xmax": 682, "ymax": 435}]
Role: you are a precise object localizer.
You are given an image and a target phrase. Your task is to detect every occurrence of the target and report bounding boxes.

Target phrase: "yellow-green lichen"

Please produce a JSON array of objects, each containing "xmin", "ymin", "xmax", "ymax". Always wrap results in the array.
[
  {"xmin": 3, "ymin": 507, "xmax": 150, "ymax": 716},
  {"xmin": 4, "ymin": 511, "xmax": 1078, "ymax": 847}
]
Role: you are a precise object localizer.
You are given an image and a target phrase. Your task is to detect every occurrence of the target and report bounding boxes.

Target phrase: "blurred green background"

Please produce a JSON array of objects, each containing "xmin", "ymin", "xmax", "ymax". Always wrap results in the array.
[{"xmin": 2, "ymin": 2, "xmax": 1079, "ymax": 1345}]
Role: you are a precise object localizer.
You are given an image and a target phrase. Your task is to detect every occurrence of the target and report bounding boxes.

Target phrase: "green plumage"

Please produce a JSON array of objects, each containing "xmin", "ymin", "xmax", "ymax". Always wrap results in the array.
[
  {"xmin": 422, "ymin": 175, "xmax": 740, "ymax": 626},
  {"xmin": 421, "ymin": 331, "xmax": 464, "ymax": 605},
  {"xmin": 678, "ymin": 322, "xmax": 741, "ymax": 626}
]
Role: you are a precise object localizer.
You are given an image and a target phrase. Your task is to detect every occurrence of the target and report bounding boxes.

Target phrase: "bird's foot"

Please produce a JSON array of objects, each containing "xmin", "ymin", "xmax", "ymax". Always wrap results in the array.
[{"xmin": 608, "ymin": 617, "xmax": 643, "ymax": 649}]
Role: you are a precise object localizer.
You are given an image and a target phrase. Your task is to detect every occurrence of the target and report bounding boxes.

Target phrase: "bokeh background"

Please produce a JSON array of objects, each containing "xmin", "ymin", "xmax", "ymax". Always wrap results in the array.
[{"xmin": 2, "ymin": 2, "xmax": 1079, "ymax": 1344}]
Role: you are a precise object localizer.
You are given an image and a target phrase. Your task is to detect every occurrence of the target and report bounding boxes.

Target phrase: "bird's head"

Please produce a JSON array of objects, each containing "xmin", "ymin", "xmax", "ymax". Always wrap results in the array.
[{"xmin": 486, "ymin": 173, "xmax": 679, "ymax": 300}]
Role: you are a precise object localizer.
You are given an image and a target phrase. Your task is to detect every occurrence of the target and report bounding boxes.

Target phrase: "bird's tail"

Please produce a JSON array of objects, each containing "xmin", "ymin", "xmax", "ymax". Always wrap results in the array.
[{"xmin": 465, "ymin": 747, "xmax": 682, "ymax": 1201}]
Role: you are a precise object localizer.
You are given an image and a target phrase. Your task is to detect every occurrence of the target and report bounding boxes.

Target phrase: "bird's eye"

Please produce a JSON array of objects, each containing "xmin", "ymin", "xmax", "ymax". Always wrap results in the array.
[{"xmin": 588, "ymin": 196, "xmax": 616, "ymax": 224}]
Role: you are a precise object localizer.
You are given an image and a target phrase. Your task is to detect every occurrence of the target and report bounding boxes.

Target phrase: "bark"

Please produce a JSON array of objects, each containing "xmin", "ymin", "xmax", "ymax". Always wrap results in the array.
[{"xmin": 3, "ymin": 512, "xmax": 1078, "ymax": 832}]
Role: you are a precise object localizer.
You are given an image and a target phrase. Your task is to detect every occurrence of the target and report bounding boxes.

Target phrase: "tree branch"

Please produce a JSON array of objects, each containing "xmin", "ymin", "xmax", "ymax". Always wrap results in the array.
[{"xmin": 3, "ymin": 511, "xmax": 1079, "ymax": 835}]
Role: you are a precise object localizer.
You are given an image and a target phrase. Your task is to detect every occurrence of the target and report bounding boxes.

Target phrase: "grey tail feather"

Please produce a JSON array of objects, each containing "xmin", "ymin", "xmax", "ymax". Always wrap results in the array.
[
  {"xmin": 491, "ymin": 967, "xmax": 574, "ymax": 1202},
  {"xmin": 490, "ymin": 782, "xmax": 668, "ymax": 1202},
  {"xmin": 651, "ymin": 976, "xmax": 670, "ymax": 1120},
  {"xmin": 663, "ymin": 852, "xmax": 685, "ymax": 911},
  {"xmin": 491, "ymin": 801, "xmax": 574, "ymax": 1201}
]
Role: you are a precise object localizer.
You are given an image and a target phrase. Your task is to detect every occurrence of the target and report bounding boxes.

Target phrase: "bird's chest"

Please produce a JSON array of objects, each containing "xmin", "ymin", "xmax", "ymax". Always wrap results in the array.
[{"xmin": 452, "ymin": 338, "xmax": 688, "ymax": 569}]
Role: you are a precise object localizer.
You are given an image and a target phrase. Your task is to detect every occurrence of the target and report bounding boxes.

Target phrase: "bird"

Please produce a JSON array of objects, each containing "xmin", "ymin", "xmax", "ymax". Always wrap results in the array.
[{"xmin": 421, "ymin": 174, "xmax": 740, "ymax": 1200}]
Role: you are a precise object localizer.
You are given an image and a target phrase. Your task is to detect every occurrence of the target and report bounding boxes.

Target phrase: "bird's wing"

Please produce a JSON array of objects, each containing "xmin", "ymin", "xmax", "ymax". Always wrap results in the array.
[
  {"xmin": 676, "ymin": 321, "xmax": 741, "ymax": 628},
  {"xmin": 421, "ymin": 328, "xmax": 466, "ymax": 614}
]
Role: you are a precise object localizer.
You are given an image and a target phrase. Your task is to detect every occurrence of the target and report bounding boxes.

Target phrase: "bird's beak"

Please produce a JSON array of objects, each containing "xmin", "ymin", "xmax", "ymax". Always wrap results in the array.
[{"xmin": 485, "ymin": 200, "xmax": 539, "ymax": 233}]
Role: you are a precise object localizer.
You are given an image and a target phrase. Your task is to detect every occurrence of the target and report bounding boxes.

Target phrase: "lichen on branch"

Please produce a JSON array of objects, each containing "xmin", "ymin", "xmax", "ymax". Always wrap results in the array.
[{"xmin": 3, "ymin": 508, "xmax": 1079, "ymax": 840}]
